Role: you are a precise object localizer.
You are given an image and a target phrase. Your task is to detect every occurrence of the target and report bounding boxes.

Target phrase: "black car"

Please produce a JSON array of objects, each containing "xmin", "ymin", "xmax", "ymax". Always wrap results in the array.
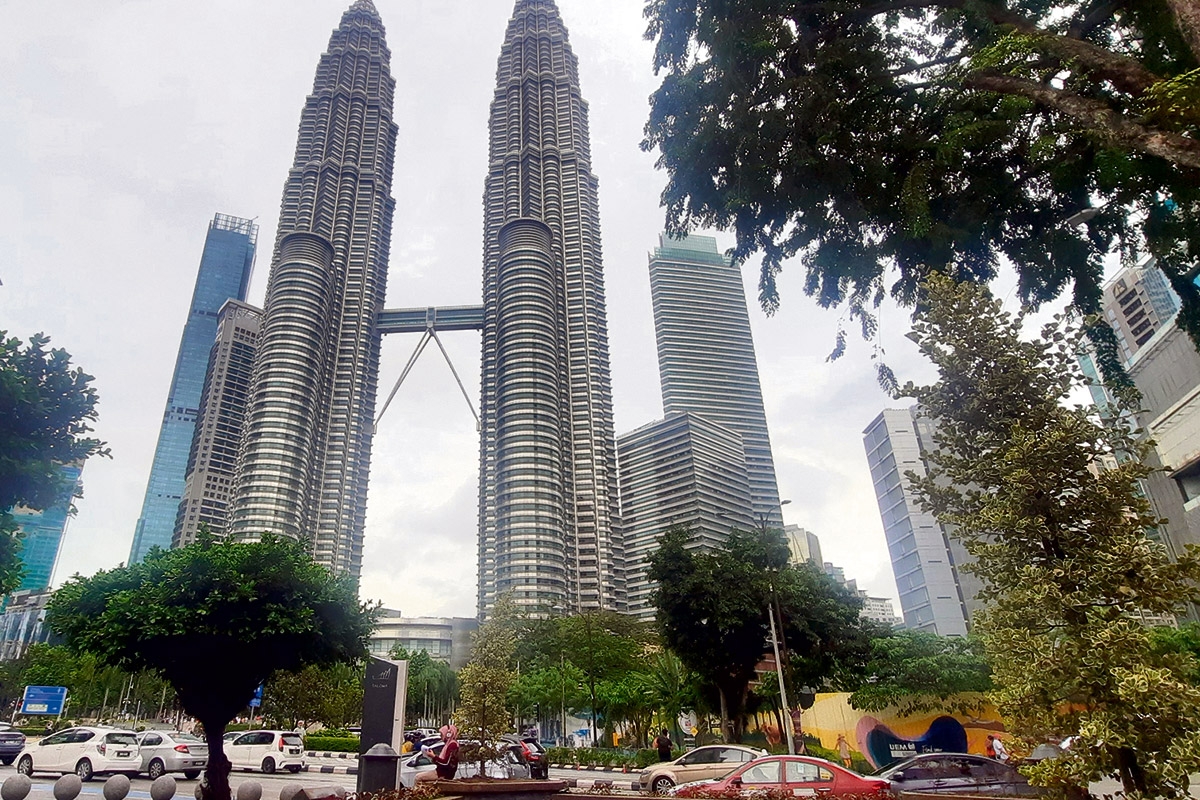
[
  {"xmin": 0, "ymin": 724, "xmax": 26, "ymax": 766},
  {"xmin": 875, "ymin": 753, "xmax": 1039, "ymax": 796}
]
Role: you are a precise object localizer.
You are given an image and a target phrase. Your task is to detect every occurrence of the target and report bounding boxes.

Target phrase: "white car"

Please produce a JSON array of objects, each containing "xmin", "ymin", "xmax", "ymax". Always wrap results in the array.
[
  {"xmin": 224, "ymin": 730, "xmax": 305, "ymax": 774},
  {"xmin": 16, "ymin": 727, "xmax": 141, "ymax": 781}
]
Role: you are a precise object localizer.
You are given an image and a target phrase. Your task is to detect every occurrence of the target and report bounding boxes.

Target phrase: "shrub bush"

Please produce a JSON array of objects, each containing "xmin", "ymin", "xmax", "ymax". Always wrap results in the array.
[
  {"xmin": 306, "ymin": 735, "xmax": 361, "ymax": 752},
  {"xmin": 542, "ymin": 746, "xmax": 684, "ymax": 770}
]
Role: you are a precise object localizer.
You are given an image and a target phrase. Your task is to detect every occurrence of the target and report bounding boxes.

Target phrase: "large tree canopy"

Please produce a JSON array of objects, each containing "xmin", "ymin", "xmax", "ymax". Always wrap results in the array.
[
  {"xmin": 48, "ymin": 532, "xmax": 375, "ymax": 800},
  {"xmin": 642, "ymin": 0, "xmax": 1200, "ymax": 374},
  {"xmin": 0, "ymin": 332, "xmax": 107, "ymax": 592},
  {"xmin": 904, "ymin": 275, "xmax": 1200, "ymax": 797},
  {"xmin": 650, "ymin": 525, "xmax": 875, "ymax": 741}
]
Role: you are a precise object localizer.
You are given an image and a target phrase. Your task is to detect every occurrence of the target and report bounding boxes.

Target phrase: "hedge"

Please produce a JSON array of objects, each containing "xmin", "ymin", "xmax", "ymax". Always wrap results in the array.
[
  {"xmin": 305, "ymin": 735, "xmax": 360, "ymax": 753},
  {"xmin": 544, "ymin": 747, "xmax": 682, "ymax": 769}
]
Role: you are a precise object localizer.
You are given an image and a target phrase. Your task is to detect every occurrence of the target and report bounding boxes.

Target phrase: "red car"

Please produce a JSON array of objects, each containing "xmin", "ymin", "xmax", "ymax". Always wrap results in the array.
[{"xmin": 673, "ymin": 754, "xmax": 891, "ymax": 798}]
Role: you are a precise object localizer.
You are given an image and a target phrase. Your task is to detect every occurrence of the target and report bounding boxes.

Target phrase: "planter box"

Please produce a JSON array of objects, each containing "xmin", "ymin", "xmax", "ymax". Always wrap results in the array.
[{"xmin": 436, "ymin": 779, "xmax": 568, "ymax": 800}]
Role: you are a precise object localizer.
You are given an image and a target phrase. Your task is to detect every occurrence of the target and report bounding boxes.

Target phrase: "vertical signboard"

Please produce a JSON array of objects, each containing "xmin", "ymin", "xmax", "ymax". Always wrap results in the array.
[{"xmin": 359, "ymin": 657, "xmax": 408, "ymax": 754}]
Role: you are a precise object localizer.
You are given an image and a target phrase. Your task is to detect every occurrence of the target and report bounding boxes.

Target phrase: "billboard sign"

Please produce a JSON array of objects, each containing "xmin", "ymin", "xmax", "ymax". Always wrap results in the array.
[{"xmin": 20, "ymin": 685, "xmax": 67, "ymax": 716}]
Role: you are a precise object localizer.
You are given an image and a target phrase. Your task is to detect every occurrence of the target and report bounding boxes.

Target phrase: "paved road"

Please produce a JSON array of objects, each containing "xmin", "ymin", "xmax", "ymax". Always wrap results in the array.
[
  {"xmin": 0, "ymin": 762, "xmax": 360, "ymax": 800},
  {"xmin": 0, "ymin": 760, "xmax": 647, "ymax": 800}
]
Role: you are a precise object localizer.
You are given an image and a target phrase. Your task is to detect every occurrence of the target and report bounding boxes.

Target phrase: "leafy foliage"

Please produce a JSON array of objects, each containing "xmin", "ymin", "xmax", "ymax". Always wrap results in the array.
[
  {"xmin": 650, "ymin": 525, "xmax": 875, "ymax": 741},
  {"xmin": 903, "ymin": 274, "xmax": 1200, "ymax": 797},
  {"xmin": 389, "ymin": 646, "xmax": 458, "ymax": 727},
  {"xmin": 0, "ymin": 332, "xmax": 108, "ymax": 592},
  {"xmin": 641, "ymin": 0, "xmax": 1200, "ymax": 368},
  {"xmin": 47, "ymin": 532, "xmax": 376, "ymax": 800},
  {"xmin": 458, "ymin": 596, "xmax": 519, "ymax": 766},
  {"xmin": 263, "ymin": 663, "xmax": 364, "ymax": 729},
  {"xmin": 847, "ymin": 630, "xmax": 993, "ymax": 715}
]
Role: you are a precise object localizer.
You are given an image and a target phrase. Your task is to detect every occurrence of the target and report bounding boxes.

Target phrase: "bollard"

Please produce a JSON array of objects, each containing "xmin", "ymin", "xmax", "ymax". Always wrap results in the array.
[
  {"xmin": 356, "ymin": 743, "xmax": 401, "ymax": 794},
  {"xmin": 53, "ymin": 775, "xmax": 81, "ymax": 800},
  {"xmin": 1, "ymin": 774, "xmax": 31, "ymax": 800},
  {"xmin": 150, "ymin": 776, "xmax": 177, "ymax": 800},
  {"xmin": 103, "ymin": 775, "xmax": 131, "ymax": 800},
  {"xmin": 235, "ymin": 782, "xmax": 263, "ymax": 800}
]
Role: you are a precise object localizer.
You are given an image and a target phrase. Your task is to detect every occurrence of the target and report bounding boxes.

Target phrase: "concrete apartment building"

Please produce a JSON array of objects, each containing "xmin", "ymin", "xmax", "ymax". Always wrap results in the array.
[
  {"xmin": 174, "ymin": 300, "xmax": 262, "ymax": 546},
  {"xmin": 617, "ymin": 413, "xmax": 756, "ymax": 620},
  {"xmin": 367, "ymin": 610, "xmax": 478, "ymax": 670}
]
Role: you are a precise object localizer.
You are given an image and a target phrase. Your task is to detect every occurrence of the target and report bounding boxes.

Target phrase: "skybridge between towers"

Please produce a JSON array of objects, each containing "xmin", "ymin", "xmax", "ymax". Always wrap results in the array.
[{"xmin": 373, "ymin": 304, "xmax": 485, "ymax": 431}]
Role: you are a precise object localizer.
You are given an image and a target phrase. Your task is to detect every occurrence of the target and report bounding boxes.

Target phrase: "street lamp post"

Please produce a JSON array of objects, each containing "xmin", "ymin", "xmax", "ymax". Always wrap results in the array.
[
  {"xmin": 762, "ymin": 500, "xmax": 796, "ymax": 755},
  {"xmin": 768, "ymin": 601, "xmax": 795, "ymax": 755}
]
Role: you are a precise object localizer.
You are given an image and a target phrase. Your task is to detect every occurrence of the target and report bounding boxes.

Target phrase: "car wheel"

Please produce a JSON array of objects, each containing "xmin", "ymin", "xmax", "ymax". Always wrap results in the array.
[
  {"xmin": 287, "ymin": 765, "xmax": 301, "ymax": 774},
  {"xmin": 148, "ymin": 759, "xmax": 166, "ymax": 780},
  {"xmin": 652, "ymin": 776, "xmax": 675, "ymax": 793},
  {"xmin": 184, "ymin": 771, "xmax": 201, "ymax": 780},
  {"xmin": 0, "ymin": 757, "xmax": 13, "ymax": 766},
  {"xmin": 261, "ymin": 757, "xmax": 276, "ymax": 775},
  {"xmin": 76, "ymin": 759, "xmax": 94, "ymax": 782},
  {"xmin": 16, "ymin": 756, "xmax": 32, "ymax": 776}
]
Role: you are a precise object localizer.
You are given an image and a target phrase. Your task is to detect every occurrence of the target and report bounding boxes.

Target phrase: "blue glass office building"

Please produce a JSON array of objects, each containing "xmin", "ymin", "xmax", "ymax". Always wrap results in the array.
[
  {"xmin": 129, "ymin": 214, "xmax": 257, "ymax": 562},
  {"xmin": 11, "ymin": 464, "xmax": 83, "ymax": 591}
]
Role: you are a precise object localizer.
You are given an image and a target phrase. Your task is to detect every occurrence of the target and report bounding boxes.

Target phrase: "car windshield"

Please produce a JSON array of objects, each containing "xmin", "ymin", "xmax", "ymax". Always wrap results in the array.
[
  {"xmin": 105, "ymin": 733, "xmax": 138, "ymax": 745},
  {"xmin": 174, "ymin": 733, "xmax": 204, "ymax": 743},
  {"xmin": 282, "ymin": 735, "xmax": 303, "ymax": 746}
]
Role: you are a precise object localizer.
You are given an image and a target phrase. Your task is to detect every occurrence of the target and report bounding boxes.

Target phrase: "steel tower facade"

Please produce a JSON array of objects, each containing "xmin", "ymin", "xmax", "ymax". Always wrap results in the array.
[
  {"xmin": 478, "ymin": 0, "xmax": 624, "ymax": 616},
  {"xmin": 228, "ymin": 0, "xmax": 397, "ymax": 579}
]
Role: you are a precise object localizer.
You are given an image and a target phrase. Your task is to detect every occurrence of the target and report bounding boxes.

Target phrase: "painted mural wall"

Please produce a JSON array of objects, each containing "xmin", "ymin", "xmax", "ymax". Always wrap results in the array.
[{"xmin": 797, "ymin": 692, "xmax": 1006, "ymax": 768}]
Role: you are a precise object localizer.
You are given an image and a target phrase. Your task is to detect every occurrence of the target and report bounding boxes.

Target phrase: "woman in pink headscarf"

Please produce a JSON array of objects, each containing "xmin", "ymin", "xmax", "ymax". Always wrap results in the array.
[{"xmin": 433, "ymin": 724, "xmax": 460, "ymax": 780}]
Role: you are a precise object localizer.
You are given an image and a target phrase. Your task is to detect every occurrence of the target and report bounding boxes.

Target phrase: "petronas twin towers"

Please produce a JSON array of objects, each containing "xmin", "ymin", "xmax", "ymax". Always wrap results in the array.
[{"xmin": 229, "ymin": 0, "xmax": 623, "ymax": 614}]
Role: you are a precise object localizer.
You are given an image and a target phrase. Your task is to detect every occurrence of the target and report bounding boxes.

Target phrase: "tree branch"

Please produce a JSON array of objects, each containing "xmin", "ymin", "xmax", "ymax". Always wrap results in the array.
[
  {"xmin": 965, "ymin": 70, "xmax": 1200, "ymax": 169},
  {"xmin": 889, "ymin": 53, "xmax": 967, "ymax": 77},
  {"xmin": 976, "ymin": 7, "xmax": 1164, "ymax": 95}
]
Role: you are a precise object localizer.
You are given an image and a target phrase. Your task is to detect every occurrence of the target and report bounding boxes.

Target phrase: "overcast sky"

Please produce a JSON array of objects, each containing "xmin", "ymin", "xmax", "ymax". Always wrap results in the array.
[{"xmin": 0, "ymin": 0, "xmax": 963, "ymax": 618}]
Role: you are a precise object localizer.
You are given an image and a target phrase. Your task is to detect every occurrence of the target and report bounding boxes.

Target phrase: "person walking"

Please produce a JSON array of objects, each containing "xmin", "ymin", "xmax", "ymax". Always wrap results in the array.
[
  {"xmin": 654, "ymin": 729, "xmax": 673, "ymax": 762},
  {"xmin": 836, "ymin": 734, "xmax": 852, "ymax": 768}
]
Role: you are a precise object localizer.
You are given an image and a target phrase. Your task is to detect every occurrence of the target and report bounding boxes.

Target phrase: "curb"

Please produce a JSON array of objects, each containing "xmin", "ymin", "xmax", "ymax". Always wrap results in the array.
[
  {"xmin": 561, "ymin": 779, "xmax": 641, "ymax": 791},
  {"xmin": 301, "ymin": 765, "xmax": 359, "ymax": 775},
  {"xmin": 550, "ymin": 764, "xmax": 638, "ymax": 774},
  {"xmin": 306, "ymin": 752, "xmax": 356, "ymax": 760}
]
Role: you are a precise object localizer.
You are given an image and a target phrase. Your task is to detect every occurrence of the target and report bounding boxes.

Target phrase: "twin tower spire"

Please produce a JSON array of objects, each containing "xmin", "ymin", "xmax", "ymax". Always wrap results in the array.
[{"xmin": 228, "ymin": 1, "xmax": 623, "ymax": 615}]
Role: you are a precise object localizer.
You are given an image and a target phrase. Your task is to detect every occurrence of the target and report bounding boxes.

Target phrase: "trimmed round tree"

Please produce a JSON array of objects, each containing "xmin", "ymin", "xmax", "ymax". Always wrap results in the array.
[{"xmin": 47, "ymin": 531, "xmax": 376, "ymax": 800}]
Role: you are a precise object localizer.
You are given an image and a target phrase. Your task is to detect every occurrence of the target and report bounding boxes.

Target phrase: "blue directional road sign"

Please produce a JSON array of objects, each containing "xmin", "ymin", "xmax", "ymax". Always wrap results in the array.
[
  {"xmin": 248, "ymin": 685, "xmax": 263, "ymax": 709},
  {"xmin": 20, "ymin": 686, "xmax": 67, "ymax": 716}
]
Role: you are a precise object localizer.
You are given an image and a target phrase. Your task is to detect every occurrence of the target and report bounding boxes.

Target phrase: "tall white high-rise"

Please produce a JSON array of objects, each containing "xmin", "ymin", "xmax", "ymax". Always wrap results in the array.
[
  {"xmin": 863, "ymin": 408, "xmax": 976, "ymax": 635},
  {"xmin": 648, "ymin": 234, "xmax": 783, "ymax": 527}
]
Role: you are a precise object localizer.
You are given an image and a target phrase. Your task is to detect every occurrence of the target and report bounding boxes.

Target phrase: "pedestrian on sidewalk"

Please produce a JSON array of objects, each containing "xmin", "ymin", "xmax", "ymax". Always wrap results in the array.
[{"xmin": 654, "ymin": 729, "xmax": 673, "ymax": 763}]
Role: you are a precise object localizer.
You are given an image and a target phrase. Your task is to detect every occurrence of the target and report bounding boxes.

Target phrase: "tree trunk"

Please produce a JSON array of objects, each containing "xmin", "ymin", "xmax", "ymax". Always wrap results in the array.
[
  {"xmin": 1115, "ymin": 746, "xmax": 1147, "ymax": 794},
  {"xmin": 1163, "ymin": 0, "xmax": 1200, "ymax": 62},
  {"xmin": 199, "ymin": 719, "xmax": 232, "ymax": 800},
  {"xmin": 718, "ymin": 688, "xmax": 730, "ymax": 743}
]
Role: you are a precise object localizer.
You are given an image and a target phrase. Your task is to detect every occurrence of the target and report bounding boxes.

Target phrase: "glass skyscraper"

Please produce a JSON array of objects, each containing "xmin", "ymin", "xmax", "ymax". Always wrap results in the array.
[
  {"xmin": 12, "ymin": 464, "xmax": 82, "ymax": 591},
  {"xmin": 129, "ymin": 214, "xmax": 258, "ymax": 563}
]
